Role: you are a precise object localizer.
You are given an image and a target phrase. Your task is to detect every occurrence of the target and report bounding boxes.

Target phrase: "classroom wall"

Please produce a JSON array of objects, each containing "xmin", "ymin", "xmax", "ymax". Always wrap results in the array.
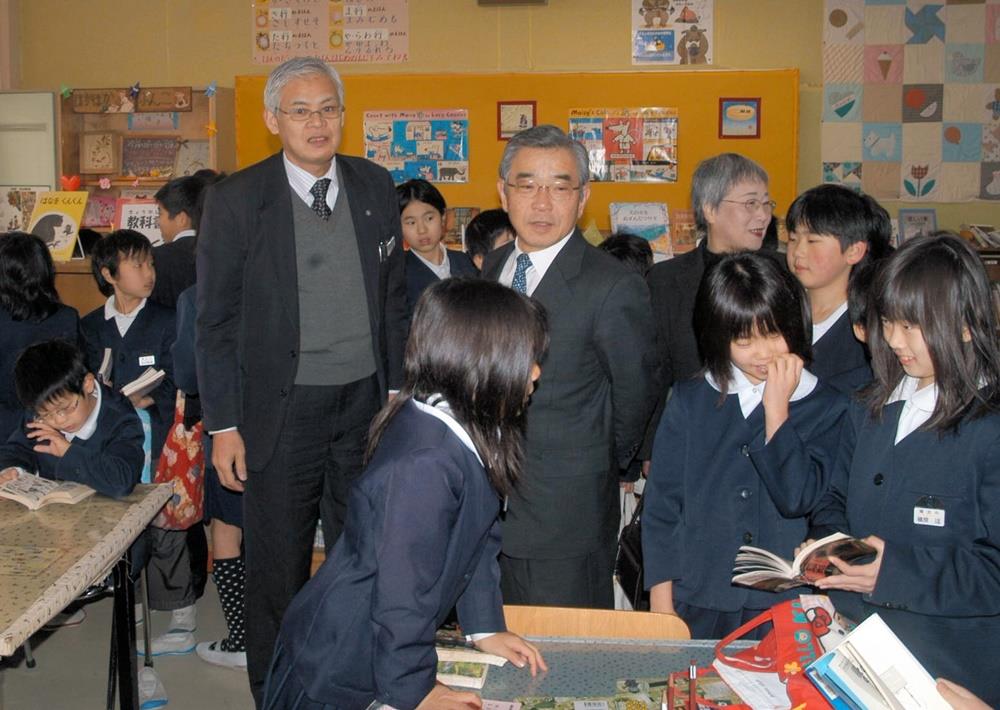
[{"xmin": 14, "ymin": 0, "xmax": 997, "ymax": 227}]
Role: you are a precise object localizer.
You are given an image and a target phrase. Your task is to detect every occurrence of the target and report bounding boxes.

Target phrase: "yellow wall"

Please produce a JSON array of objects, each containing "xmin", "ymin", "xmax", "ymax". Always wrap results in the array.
[{"xmin": 14, "ymin": 0, "xmax": 998, "ymax": 228}]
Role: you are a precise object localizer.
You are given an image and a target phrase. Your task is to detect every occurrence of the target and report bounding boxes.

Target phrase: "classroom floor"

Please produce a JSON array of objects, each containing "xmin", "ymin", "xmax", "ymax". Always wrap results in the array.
[{"xmin": 0, "ymin": 581, "xmax": 255, "ymax": 710}]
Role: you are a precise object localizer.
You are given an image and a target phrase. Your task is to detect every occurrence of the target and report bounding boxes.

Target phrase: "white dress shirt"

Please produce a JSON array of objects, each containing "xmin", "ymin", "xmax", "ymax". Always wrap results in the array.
[
  {"xmin": 498, "ymin": 231, "xmax": 574, "ymax": 296},
  {"xmin": 412, "ymin": 245, "xmax": 451, "ymax": 280},
  {"xmin": 283, "ymin": 153, "xmax": 339, "ymax": 212},
  {"xmin": 64, "ymin": 385, "xmax": 102, "ymax": 442},
  {"xmin": 705, "ymin": 364, "xmax": 819, "ymax": 420},
  {"xmin": 104, "ymin": 296, "xmax": 147, "ymax": 338},
  {"xmin": 812, "ymin": 301, "xmax": 848, "ymax": 345},
  {"xmin": 887, "ymin": 375, "xmax": 937, "ymax": 444}
]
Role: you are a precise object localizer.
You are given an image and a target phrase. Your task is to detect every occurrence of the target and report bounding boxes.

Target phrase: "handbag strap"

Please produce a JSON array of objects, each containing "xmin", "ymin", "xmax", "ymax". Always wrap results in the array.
[{"xmin": 713, "ymin": 607, "xmax": 778, "ymax": 672}]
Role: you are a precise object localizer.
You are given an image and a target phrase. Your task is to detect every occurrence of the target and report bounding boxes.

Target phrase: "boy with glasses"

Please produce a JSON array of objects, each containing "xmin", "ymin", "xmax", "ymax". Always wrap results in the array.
[{"xmin": 0, "ymin": 338, "xmax": 144, "ymax": 498}]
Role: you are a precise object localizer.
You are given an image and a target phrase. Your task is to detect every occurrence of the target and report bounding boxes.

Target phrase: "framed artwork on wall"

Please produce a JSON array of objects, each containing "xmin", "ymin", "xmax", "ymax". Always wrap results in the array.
[
  {"xmin": 498, "ymin": 100, "xmax": 537, "ymax": 140},
  {"xmin": 719, "ymin": 97, "xmax": 760, "ymax": 139},
  {"xmin": 897, "ymin": 208, "xmax": 937, "ymax": 242},
  {"xmin": 80, "ymin": 131, "xmax": 118, "ymax": 174}
]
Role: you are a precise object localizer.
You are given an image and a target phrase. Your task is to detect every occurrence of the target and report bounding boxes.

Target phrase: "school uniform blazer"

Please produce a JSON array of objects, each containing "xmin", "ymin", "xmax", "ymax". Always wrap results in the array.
[
  {"xmin": 0, "ymin": 304, "xmax": 80, "ymax": 441},
  {"xmin": 642, "ymin": 376, "xmax": 847, "ymax": 612},
  {"xmin": 196, "ymin": 152, "xmax": 408, "ymax": 471},
  {"xmin": 810, "ymin": 399, "xmax": 1000, "ymax": 702},
  {"xmin": 811, "ymin": 311, "xmax": 872, "ymax": 394},
  {"xmin": 150, "ymin": 236, "xmax": 196, "ymax": 308},
  {"xmin": 0, "ymin": 383, "xmax": 144, "ymax": 498},
  {"xmin": 80, "ymin": 300, "xmax": 176, "ymax": 460},
  {"xmin": 404, "ymin": 248, "xmax": 478, "ymax": 314},
  {"xmin": 274, "ymin": 401, "xmax": 505, "ymax": 710},
  {"xmin": 482, "ymin": 232, "xmax": 660, "ymax": 558}
]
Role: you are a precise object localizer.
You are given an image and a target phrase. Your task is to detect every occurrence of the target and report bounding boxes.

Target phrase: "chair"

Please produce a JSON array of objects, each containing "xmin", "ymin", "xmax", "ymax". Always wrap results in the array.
[{"xmin": 502, "ymin": 604, "xmax": 690, "ymax": 640}]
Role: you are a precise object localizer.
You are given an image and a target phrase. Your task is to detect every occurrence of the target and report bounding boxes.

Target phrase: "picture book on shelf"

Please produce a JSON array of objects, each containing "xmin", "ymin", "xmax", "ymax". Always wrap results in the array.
[
  {"xmin": 0, "ymin": 469, "xmax": 96, "ymax": 511},
  {"xmin": 732, "ymin": 532, "xmax": 877, "ymax": 592},
  {"xmin": 806, "ymin": 614, "xmax": 950, "ymax": 710},
  {"xmin": 670, "ymin": 208, "xmax": 698, "ymax": 254},
  {"xmin": 27, "ymin": 191, "xmax": 88, "ymax": 262},
  {"xmin": 609, "ymin": 202, "xmax": 671, "ymax": 258},
  {"xmin": 113, "ymin": 199, "xmax": 163, "ymax": 246}
]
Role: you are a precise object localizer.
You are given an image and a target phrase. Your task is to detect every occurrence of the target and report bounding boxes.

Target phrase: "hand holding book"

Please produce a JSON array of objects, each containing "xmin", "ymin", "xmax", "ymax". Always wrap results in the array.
[
  {"xmin": 811, "ymin": 535, "xmax": 884, "ymax": 595},
  {"xmin": 732, "ymin": 532, "xmax": 878, "ymax": 591}
]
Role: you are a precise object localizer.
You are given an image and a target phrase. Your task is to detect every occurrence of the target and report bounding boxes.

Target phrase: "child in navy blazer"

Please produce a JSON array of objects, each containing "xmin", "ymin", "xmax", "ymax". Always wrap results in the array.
[
  {"xmin": 263, "ymin": 278, "xmax": 546, "ymax": 710},
  {"xmin": 810, "ymin": 234, "xmax": 1000, "ymax": 705},
  {"xmin": 642, "ymin": 252, "xmax": 846, "ymax": 639},
  {"xmin": 396, "ymin": 179, "xmax": 477, "ymax": 316},
  {"xmin": 0, "ymin": 339, "xmax": 143, "ymax": 498},
  {"xmin": 785, "ymin": 185, "xmax": 893, "ymax": 394}
]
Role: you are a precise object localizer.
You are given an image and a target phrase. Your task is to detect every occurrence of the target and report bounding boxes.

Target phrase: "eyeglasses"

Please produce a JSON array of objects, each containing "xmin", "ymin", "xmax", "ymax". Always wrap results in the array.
[
  {"xmin": 505, "ymin": 180, "xmax": 582, "ymax": 202},
  {"xmin": 36, "ymin": 395, "xmax": 81, "ymax": 425},
  {"xmin": 719, "ymin": 198, "xmax": 777, "ymax": 214},
  {"xmin": 275, "ymin": 105, "xmax": 344, "ymax": 122}
]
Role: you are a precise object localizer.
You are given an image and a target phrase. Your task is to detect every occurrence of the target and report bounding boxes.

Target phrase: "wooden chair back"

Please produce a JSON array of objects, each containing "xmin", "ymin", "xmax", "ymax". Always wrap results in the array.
[{"xmin": 502, "ymin": 604, "xmax": 690, "ymax": 640}]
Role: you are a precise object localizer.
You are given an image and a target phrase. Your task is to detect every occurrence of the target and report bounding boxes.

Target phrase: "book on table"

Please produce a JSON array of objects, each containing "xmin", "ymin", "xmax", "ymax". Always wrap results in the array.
[
  {"xmin": 435, "ymin": 645, "xmax": 508, "ymax": 690},
  {"xmin": 0, "ymin": 468, "xmax": 95, "ymax": 510},
  {"xmin": 731, "ymin": 532, "xmax": 877, "ymax": 592},
  {"xmin": 120, "ymin": 367, "xmax": 165, "ymax": 399}
]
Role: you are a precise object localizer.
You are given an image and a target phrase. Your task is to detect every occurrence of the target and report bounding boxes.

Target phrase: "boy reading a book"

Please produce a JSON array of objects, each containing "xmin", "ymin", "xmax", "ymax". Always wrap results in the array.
[
  {"xmin": 785, "ymin": 185, "xmax": 892, "ymax": 393},
  {"xmin": 0, "ymin": 339, "xmax": 144, "ymax": 498}
]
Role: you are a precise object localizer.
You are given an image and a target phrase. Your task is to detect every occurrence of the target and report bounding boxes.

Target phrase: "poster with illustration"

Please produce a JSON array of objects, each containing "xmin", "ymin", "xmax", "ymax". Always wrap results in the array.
[
  {"xmin": 568, "ymin": 108, "xmax": 678, "ymax": 183},
  {"xmin": 363, "ymin": 110, "xmax": 469, "ymax": 184},
  {"xmin": 27, "ymin": 192, "xmax": 88, "ymax": 262},
  {"xmin": 631, "ymin": 0, "xmax": 714, "ymax": 65},
  {"xmin": 1, "ymin": 186, "xmax": 48, "ymax": 232}
]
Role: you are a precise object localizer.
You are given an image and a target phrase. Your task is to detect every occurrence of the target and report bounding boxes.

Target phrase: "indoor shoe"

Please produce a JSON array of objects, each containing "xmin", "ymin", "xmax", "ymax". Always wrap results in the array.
[
  {"xmin": 139, "ymin": 630, "xmax": 196, "ymax": 657},
  {"xmin": 138, "ymin": 666, "xmax": 168, "ymax": 709},
  {"xmin": 43, "ymin": 608, "xmax": 86, "ymax": 629},
  {"xmin": 168, "ymin": 604, "xmax": 196, "ymax": 633},
  {"xmin": 196, "ymin": 640, "xmax": 247, "ymax": 670}
]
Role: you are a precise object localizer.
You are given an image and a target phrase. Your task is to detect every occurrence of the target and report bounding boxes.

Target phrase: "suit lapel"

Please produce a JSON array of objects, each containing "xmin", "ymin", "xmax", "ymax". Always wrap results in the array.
[
  {"xmin": 530, "ymin": 230, "xmax": 586, "ymax": 306},
  {"xmin": 337, "ymin": 157, "xmax": 380, "ymax": 322},
  {"xmin": 482, "ymin": 241, "xmax": 515, "ymax": 281},
  {"xmin": 259, "ymin": 153, "xmax": 299, "ymax": 330}
]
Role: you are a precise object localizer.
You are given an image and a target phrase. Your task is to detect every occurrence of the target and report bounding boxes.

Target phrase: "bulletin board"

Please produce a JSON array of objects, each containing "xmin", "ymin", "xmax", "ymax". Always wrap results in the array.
[{"xmin": 234, "ymin": 70, "xmax": 799, "ymax": 230}]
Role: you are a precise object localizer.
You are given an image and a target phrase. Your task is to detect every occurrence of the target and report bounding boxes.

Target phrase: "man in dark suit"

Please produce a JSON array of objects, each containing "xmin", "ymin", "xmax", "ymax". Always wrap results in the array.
[
  {"xmin": 196, "ymin": 57, "xmax": 408, "ymax": 704},
  {"xmin": 481, "ymin": 125, "xmax": 659, "ymax": 609}
]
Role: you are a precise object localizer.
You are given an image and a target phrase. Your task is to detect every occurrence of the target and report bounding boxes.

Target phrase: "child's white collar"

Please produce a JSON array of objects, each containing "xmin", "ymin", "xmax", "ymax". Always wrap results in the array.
[{"xmin": 705, "ymin": 364, "xmax": 818, "ymax": 419}]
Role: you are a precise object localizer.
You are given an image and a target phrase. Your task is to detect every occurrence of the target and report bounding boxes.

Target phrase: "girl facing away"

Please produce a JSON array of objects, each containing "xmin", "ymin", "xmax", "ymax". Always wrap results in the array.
[
  {"xmin": 809, "ymin": 233, "xmax": 1000, "ymax": 705},
  {"xmin": 262, "ymin": 278, "xmax": 548, "ymax": 710},
  {"xmin": 642, "ymin": 251, "xmax": 847, "ymax": 639}
]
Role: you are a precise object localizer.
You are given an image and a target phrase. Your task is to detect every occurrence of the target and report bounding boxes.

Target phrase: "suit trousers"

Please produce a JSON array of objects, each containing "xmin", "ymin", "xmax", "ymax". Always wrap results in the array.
[
  {"xmin": 243, "ymin": 375, "xmax": 380, "ymax": 706},
  {"xmin": 499, "ymin": 541, "xmax": 616, "ymax": 609}
]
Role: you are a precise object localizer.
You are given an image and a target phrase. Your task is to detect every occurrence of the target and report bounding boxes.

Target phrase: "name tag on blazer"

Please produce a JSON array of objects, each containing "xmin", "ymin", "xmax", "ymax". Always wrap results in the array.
[
  {"xmin": 139, "ymin": 354, "xmax": 156, "ymax": 367},
  {"xmin": 914, "ymin": 495, "xmax": 945, "ymax": 527},
  {"xmin": 379, "ymin": 236, "xmax": 396, "ymax": 262}
]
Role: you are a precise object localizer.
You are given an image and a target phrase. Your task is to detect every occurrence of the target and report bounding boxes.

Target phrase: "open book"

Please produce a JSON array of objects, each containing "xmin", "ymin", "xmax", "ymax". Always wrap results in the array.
[
  {"xmin": 120, "ymin": 367, "xmax": 165, "ymax": 399},
  {"xmin": 806, "ymin": 614, "xmax": 950, "ymax": 710},
  {"xmin": 0, "ymin": 468, "xmax": 95, "ymax": 510},
  {"xmin": 98, "ymin": 348, "xmax": 113, "ymax": 386},
  {"xmin": 732, "ymin": 532, "xmax": 877, "ymax": 592}
]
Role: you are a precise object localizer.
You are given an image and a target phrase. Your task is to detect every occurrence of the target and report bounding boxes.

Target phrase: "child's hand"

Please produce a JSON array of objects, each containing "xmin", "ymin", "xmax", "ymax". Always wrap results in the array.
[
  {"xmin": 936, "ymin": 678, "xmax": 992, "ymax": 710},
  {"xmin": 415, "ymin": 682, "xmax": 482, "ymax": 710},
  {"xmin": 129, "ymin": 393, "xmax": 154, "ymax": 409},
  {"xmin": 763, "ymin": 353, "xmax": 803, "ymax": 440},
  {"xmin": 475, "ymin": 632, "xmax": 547, "ymax": 676},
  {"xmin": 813, "ymin": 535, "xmax": 885, "ymax": 594},
  {"xmin": 0, "ymin": 467, "xmax": 19, "ymax": 484},
  {"xmin": 26, "ymin": 420, "xmax": 71, "ymax": 458}
]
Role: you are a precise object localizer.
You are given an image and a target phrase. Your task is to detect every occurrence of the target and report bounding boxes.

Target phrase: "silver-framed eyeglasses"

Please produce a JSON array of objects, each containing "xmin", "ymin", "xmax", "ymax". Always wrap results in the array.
[
  {"xmin": 505, "ymin": 180, "xmax": 582, "ymax": 202},
  {"xmin": 36, "ymin": 395, "xmax": 81, "ymax": 425},
  {"xmin": 276, "ymin": 105, "xmax": 344, "ymax": 122},
  {"xmin": 720, "ymin": 198, "xmax": 777, "ymax": 213}
]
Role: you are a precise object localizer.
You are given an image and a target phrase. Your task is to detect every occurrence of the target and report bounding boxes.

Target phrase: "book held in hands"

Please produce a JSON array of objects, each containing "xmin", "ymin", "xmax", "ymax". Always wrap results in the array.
[
  {"xmin": 120, "ymin": 367, "xmax": 165, "ymax": 399},
  {"xmin": 0, "ymin": 468, "xmax": 95, "ymax": 510},
  {"xmin": 732, "ymin": 532, "xmax": 877, "ymax": 592}
]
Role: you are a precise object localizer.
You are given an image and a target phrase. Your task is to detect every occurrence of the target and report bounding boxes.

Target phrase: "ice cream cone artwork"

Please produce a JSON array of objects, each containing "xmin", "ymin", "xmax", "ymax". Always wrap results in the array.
[{"xmin": 878, "ymin": 51, "xmax": 892, "ymax": 79}]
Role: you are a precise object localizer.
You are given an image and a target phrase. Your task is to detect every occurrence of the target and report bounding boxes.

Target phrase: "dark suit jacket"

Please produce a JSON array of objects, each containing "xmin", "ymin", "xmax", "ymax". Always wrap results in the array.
[
  {"xmin": 0, "ymin": 305, "xmax": 80, "ymax": 440},
  {"xmin": 273, "ymin": 401, "xmax": 505, "ymax": 709},
  {"xmin": 0, "ymin": 383, "xmax": 144, "ymax": 499},
  {"xmin": 810, "ymin": 399, "xmax": 1000, "ymax": 703},
  {"xmin": 150, "ymin": 236, "xmax": 196, "ymax": 308},
  {"xmin": 404, "ymin": 248, "xmax": 478, "ymax": 315},
  {"xmin": 482, "ymin": 231, "xmax": 660, "ymax": 558},
  {"xmin": 196, "ymin": 152, "xmax": 408, "ymax": 470},
  {"xmin": 80, "ymin": 300, "xmax": 176, "ymax": 460},
  {"xmin": 811, "ymin": 311, "xmax": 872, "ymax": 393}
]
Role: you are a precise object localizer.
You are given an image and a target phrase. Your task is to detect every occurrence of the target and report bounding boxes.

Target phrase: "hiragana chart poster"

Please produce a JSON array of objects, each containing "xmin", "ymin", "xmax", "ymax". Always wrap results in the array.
[
  {"xmin": 363, "ymin": 110, "xmax": 469, "ymax": 184},
  {"xmin": 631, "ymin": 0, "xmax": 714, "ymax": 65},
  {"xmin": 821, "ymin": 0, "xmax": 1000, "ymax": 201},
  {"xmin": 568, "ymin": 108, "xmax": 679, "ymax": 183},
  {"xmin": 252, "ymin": 0, "xmax": 409, "ymax": 65}
]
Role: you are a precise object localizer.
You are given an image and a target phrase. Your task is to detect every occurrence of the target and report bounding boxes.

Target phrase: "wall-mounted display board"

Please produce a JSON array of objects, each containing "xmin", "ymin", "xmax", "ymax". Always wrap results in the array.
[{"xmin": 235, "ymin": 70, "xmax": 798, "ymax": 231}]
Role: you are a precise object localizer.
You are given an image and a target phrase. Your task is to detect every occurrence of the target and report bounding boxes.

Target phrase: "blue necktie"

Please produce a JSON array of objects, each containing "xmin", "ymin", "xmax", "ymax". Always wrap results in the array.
[
  {"xmin": 512, "ymin": 253, "xmax": 532, "ymax": 294},
  {"xmin": 310, "ymin": 179, "xmax": 332, "ymax": 220}
]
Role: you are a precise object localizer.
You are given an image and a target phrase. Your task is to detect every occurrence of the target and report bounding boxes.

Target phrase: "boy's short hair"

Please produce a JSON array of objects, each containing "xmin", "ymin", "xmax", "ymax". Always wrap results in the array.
[
  {"xmin": 847, "ymin": 259, "xmax": 880, "ymax": 328},
  {"xmin": 786, "ymin": 185, "xmax": 891, "ymax": 261},
  {"xmin": 90, "ymin": 229, "xmax": 152, "ymax": 297},
  {"xmin": 14, "ymin": 339, "xmax": 89, "ymax": 412},
  {"xmin": 598, "ymin": 232, "xmax": 653, "ymax": 277},
  {"xmin": 154, "ymin": 175, "xmax": 210, "ymax": 229},
  {"xmin": 464, "ymin": 209, "xmax": 513, "ymax": 262}
]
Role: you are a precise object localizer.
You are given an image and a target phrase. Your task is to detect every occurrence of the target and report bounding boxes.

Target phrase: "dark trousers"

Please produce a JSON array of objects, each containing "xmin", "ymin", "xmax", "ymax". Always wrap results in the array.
[
  {"xmin": 499, "ymin": 542, "xmax": 616, "ymax": 609},
  {"xmin": 244, "ymin": 376, "xmax": 380, "ymax": 707},
  {"xmin": 145, "ymin": 524, "xmax": 209, "ymax": 610}
]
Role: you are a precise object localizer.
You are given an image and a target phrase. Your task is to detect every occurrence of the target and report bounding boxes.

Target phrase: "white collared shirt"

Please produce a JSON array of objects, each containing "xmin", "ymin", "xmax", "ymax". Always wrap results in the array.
[
  {"xmin": 283, "ymin": 152, "xmax": 339, "ymax": 213},
  {"xmin": 171, "ymin": 229, "xmax": 196, "ymax": 243},
  {"xmin": 64, "ymin": 385, "xmax": 102, "ymax": 442},
  {"xmin": 499, "ymin": 230, "xmax": 574, "ymax": 296},
  {"xmin": 410, "ymin": 396, "xmax": 483, "ymax": 467},
  {"xmin": 705, "ymin": 364, "xmax": 819, "ymax": 420},
  {"xmin": 887, "ymin": 375, "xmax": 937, "ymax": 444},
  {"xmin": 413, "ymin": 245, "xmax": 451, "ymax": 280},
  {"xmin": 813, "ymin": 302, "xmax": 848, "ymax": 345},
  {"xmin": 104, "ymin": 296, "xmax": 147, "ymax": 337}
]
